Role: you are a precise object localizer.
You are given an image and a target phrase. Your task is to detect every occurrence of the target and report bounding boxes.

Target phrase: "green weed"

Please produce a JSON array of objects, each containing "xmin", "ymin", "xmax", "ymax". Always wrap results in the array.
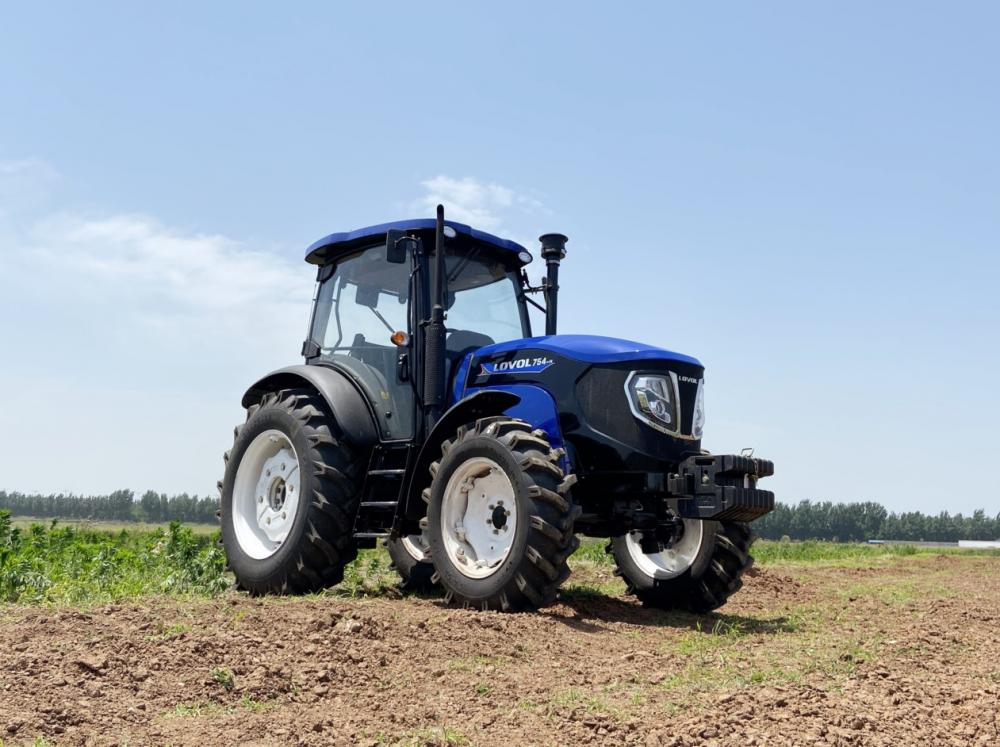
[
  {"xmin": 0, "ymin": 511, "xmax": 227, "ymax": 604},
  {"xmin": 210, "ymin": 667, "xmax": 235, "ymax": 691}
]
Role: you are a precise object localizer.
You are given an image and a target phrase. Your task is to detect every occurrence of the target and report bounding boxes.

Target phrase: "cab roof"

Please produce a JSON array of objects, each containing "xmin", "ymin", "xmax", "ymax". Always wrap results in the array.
[{"xmin": 305, "ymin": 218, "xmax": 531, "ymax": 266}]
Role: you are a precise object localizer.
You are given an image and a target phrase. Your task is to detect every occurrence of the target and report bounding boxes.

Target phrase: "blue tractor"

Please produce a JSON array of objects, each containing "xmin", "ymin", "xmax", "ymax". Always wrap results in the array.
[{"xmin": 220, "ymin": 207, "xmax": 774, "ymax": 612}]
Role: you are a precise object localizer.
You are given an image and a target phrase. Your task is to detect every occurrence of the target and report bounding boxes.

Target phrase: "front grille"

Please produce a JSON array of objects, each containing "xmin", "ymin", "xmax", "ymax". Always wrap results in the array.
[{"xmin": 576, "ymin": 364, "xmax": 699, "ymax": 441}]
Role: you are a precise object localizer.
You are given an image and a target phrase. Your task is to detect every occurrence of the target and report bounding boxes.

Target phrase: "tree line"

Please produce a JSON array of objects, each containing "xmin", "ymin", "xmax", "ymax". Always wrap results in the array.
[
  {"xmin": 1, "ymin": 490, "xmax": 997, "ymax": 542},
  {"xmin": 754, "ymin": 500, "xmax": 1000, "ymax": 542},
  {"xmin": 0, "ymin": 490, "xmax": 218, "ymax": 524}
]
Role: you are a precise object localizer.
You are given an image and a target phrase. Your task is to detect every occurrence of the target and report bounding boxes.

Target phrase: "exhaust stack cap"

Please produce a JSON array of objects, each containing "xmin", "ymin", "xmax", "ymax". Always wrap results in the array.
[{"xmin": 539, "ymin": 233, "xmax": 568, "ymax": 262}]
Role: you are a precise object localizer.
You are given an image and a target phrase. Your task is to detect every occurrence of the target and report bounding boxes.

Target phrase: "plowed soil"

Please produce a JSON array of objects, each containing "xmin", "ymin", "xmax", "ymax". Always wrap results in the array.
[{"xmin": 1, "ymin": 555, "xmax": 998, "ymax": 746}]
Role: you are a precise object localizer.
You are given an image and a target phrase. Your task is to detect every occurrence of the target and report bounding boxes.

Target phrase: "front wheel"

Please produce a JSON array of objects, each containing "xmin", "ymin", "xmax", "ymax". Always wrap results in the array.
[
  {"xmin": 611, "ymin": 520, "xmax": 755, "ymax": 613},
  {"xmin": 424, "ymin": 417, "xmax": 579, "ymax": 611}
]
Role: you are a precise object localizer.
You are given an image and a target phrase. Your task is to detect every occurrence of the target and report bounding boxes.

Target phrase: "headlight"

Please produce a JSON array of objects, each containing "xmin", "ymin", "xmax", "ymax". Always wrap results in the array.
[
  {"xmin": 625, "ymin": 372, "xmax": 679, "ymax": 434},
  {"xmin": 692, "ymin": 379, "xmax": 705, "ymax": 438}
]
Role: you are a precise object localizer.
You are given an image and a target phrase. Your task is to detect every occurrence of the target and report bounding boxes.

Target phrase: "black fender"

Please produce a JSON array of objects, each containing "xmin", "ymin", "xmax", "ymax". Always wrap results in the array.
[
  {"xmin": 402, "ymin": 389, "xmax": 521, "ymax": 520},
  {"xmin": 242, "ymin": 364, "xmax": 379, "ymax": 447}
]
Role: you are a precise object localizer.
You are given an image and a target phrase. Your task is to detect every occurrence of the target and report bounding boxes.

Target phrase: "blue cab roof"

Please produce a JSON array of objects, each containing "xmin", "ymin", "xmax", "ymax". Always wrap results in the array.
[{"xmin": 305, "ymin": 218, "xmax": 531, "ymax": 265}]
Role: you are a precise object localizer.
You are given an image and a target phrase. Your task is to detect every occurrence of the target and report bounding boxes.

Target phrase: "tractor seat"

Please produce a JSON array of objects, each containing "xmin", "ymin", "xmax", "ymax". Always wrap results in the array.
[
  {"xmin": 446, "ymin": 329, "xmax": 494, "ymax": 361},
  {"xmin": 445, "ymin": 329, "xmax": 494, "ymax": 390}
]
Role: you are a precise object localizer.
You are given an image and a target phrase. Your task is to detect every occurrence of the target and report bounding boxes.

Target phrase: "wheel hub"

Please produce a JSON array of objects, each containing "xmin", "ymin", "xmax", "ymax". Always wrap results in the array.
[
  {"xmin": 625, "ymin": 517, "xmax": 704, "ymax": 580},
  {"xmin": 440, "ymin": 457, "xmax": 518, "ymax": 579},
  {"xmin": 268, "ymin": 477, "xmax": 287, "ymax": 511},
  {"xmin": 232, "ymin": 430, "xmax": 301, "ymax": 559},
  {"xmin": 490, "ymin": 504, "xmax": 508, "ymax": 530}
]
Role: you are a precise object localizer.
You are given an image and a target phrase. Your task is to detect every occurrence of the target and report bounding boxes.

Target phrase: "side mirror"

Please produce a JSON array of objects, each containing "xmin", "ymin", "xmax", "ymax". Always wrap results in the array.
[{"xmin": 386, "ymin": 229, "xmax": 409, "ymax": 264}]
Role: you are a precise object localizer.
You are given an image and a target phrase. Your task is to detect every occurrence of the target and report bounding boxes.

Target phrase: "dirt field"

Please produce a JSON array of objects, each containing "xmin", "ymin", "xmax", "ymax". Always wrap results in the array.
[{"xmin": 1, "ymin": 553, "xmax": 998, "ymax": 746}]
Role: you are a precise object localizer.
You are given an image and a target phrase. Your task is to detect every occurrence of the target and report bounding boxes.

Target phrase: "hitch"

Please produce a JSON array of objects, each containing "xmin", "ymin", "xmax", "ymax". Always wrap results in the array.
[{"xmin": 668, "ymin": 454, "xmax": 775, "ymax": 522}]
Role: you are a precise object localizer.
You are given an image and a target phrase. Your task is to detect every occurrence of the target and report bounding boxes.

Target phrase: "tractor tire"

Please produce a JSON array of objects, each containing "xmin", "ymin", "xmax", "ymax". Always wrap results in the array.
[
  {"xmin": 611, "ymin": 520, "xmax": 755, "ymax": 613},
  {"xmin": 424, "ymin": 417, "xmax": 580, "ymax": 612},
  {"xmin": 220, "ymin": 388, "xmax": 363, "ymax": 595},
  {"xmin": 386, "ymin": 535, "xmax": 437, "ymax": 593}
]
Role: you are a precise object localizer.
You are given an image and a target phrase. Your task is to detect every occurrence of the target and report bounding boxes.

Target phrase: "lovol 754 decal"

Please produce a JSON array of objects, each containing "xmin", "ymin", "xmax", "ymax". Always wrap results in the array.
[{"xmin": 480, "ymin": 356, "xmax": 555, "ymax": 376}]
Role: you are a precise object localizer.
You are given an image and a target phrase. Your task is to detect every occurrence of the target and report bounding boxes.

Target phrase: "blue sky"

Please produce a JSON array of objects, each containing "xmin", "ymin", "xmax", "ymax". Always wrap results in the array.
[{"xmin": 1, "ymin": 2, "xmax": 997, "ymax": 514}]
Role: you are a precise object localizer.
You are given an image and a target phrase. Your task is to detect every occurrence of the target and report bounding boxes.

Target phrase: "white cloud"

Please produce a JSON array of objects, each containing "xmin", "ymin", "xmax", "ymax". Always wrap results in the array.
[
  {"xmin": 414, "ymin": 175, "xmax": 547, "ymax": 234},
  {"xmin": 27, "ymin": 212, "xmax": 310, "ymax": 324},
  {"xmin": 0, "ymin": 164, "xmax": 316, "ymax": 495}
]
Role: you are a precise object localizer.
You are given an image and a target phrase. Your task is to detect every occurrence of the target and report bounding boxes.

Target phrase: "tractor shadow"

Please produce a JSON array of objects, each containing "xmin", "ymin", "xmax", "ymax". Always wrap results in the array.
[
  {"xmin": 389, "ymin": 586, "xmax": 794, "ymax": 635},
  {"xmin": 550, "ymin": 592, "xmax": 797, "ymax": 635}
]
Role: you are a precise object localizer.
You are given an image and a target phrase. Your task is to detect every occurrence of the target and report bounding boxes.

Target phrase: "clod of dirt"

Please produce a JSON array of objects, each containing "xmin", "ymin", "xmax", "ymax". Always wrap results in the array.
[{"xmin": 74, "ymin": 654, "xmax": 108, "ymax": 674}]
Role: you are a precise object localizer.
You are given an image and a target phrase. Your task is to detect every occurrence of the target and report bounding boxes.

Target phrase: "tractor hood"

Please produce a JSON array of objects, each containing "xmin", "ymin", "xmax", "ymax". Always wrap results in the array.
[{"xmin": 474, "ymin": 334, "xmax": 702, "ymax": 368}]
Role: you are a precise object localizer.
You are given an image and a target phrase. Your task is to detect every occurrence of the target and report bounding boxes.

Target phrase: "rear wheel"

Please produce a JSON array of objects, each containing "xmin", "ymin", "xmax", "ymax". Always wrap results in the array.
[
  {"xmin": 611, "ymin": 520, "xmax": 755, "ymax": 613},
  {"xmin": 425, "ymin": 417, "xmax": 579, "ymax": 611},
  {"xmin": 220, "ymin": 389, "xmax": 363, "ymax": 594},
  {"xmin": 386, "ymin": 534, "xmax": 436, "ymax": 592}
]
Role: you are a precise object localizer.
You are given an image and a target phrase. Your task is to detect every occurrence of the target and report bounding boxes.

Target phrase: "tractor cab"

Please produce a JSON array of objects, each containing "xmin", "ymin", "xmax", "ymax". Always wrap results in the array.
[{"xmin": 302, "ymin": 220, "xmax": 533, "ymax": 441}]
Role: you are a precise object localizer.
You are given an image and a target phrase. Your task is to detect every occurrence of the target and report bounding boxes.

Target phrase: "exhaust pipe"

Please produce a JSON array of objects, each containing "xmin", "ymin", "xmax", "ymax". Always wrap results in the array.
[
  {"xmin": 539, "ymin": 233, "xmax": 568, "ymax": 336},
  {"xmin": 424, "ymin": 205, "xmax": 448, "ymax": 426}
]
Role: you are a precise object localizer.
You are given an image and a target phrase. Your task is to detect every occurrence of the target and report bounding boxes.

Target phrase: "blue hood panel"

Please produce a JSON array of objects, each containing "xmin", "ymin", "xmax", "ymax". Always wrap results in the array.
[{"xmin": 475, "ymin": 335, "xmax": 702, "ymax": 368}]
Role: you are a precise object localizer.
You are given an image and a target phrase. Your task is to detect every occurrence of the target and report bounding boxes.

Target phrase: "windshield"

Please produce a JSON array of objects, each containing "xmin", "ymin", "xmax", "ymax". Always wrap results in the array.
[
  {"xmin": 444, "ymin": 246, "xmax": 528, "ymax": 346},
  {"xmin": 309, "ymin": 245, "xmax": 414, "ymax": 439}
]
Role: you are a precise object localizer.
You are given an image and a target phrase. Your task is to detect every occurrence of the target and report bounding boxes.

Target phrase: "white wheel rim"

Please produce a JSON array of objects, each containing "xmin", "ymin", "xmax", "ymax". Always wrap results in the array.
[
  {"xmin": 440, "ymin": 456, "xmax": 517, "ymax": 580},
  {"xmin": 232, "ymin": 429, "xmax": 301, "ymax": 560},
  {"xmin": 400, "ymin": 534, "xmax": 430, "ymax": 563},
  {"xmin": 625, "ymin": 519, "xmax": 704, "ymax": 580}
]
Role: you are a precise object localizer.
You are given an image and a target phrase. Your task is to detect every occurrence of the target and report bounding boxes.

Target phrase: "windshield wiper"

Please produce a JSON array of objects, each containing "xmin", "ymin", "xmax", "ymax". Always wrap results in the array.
[
  {"xmin": 447, "ymin": 247, "xmax": 480, "ymax": 283},
  {"xmin": 369, "ymin": 306, "xmax": 396, "ymax": 335}
]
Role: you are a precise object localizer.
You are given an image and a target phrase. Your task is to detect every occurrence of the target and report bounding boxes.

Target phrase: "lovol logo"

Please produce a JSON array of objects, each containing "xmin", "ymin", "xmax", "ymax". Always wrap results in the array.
[{"xmin": 480, "ymin": 356, "xmax": 555, "ymax": 376}]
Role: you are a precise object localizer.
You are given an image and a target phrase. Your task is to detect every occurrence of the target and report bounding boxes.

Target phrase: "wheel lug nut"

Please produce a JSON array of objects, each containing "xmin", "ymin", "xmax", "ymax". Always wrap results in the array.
[
  {"xmin": 280, "ymin": 463, "xmax": 285, "ymax": 471},
  {"xmin": 266, "ymin": 517, "xmax": 271, "ymax": 525},
  {"xmin": 258, "ymin": 496, "xmax": 264, "ymax": 503},
  {"xmin": 266, "ymin": 470, "xmax": 271, "ymax": 477},
  {"xmin": 282, "ymin": 511, "xmax": 287, "ymax": 519}
]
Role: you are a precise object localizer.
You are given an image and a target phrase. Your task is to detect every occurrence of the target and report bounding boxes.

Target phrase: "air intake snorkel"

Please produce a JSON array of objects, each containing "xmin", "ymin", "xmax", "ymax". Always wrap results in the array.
[{"xmin": 539, "ymin": 233, "xmax": 568, "ymax": 336}]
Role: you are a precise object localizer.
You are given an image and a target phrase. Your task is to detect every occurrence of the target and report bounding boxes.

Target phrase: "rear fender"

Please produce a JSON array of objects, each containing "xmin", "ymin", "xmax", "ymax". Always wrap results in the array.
[{"xmin": 242, "ymin": 364, "xmax": 379, "ymax": 447}]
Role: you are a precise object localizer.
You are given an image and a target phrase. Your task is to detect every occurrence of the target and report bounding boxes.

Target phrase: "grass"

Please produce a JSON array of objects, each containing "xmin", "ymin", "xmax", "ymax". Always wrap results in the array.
[
  {"xmin": 3, "ymin": 507, "xmax": 995, "ymax": 607},
  {"xmin": 447, "ymin": 654, "xmax": 508, "ymax": 673},
  {"xmin": 576, "ymin": 536, "xmax": 1000, "ymax": 569},
  {"xmin": 640, "ymin": 607, "xmax": 886, "ymax": 702},
  {"xmin": 387, "ymin": 727, "xmax": 470, "ymax": 746},
  {"xmin": 752, "ymin": 539, "xmax": 1000, "ymax": 564},
  {"xmin": 10, "ymin": 516, "xmax": 219, "ymax": 535},
  {"xmin": 145, "ymin": 621, "xmax": 193, "ymax": 641},
  {"xmin": 165, "ymin": 694, "xmax": 277, "ymax": 719}
]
